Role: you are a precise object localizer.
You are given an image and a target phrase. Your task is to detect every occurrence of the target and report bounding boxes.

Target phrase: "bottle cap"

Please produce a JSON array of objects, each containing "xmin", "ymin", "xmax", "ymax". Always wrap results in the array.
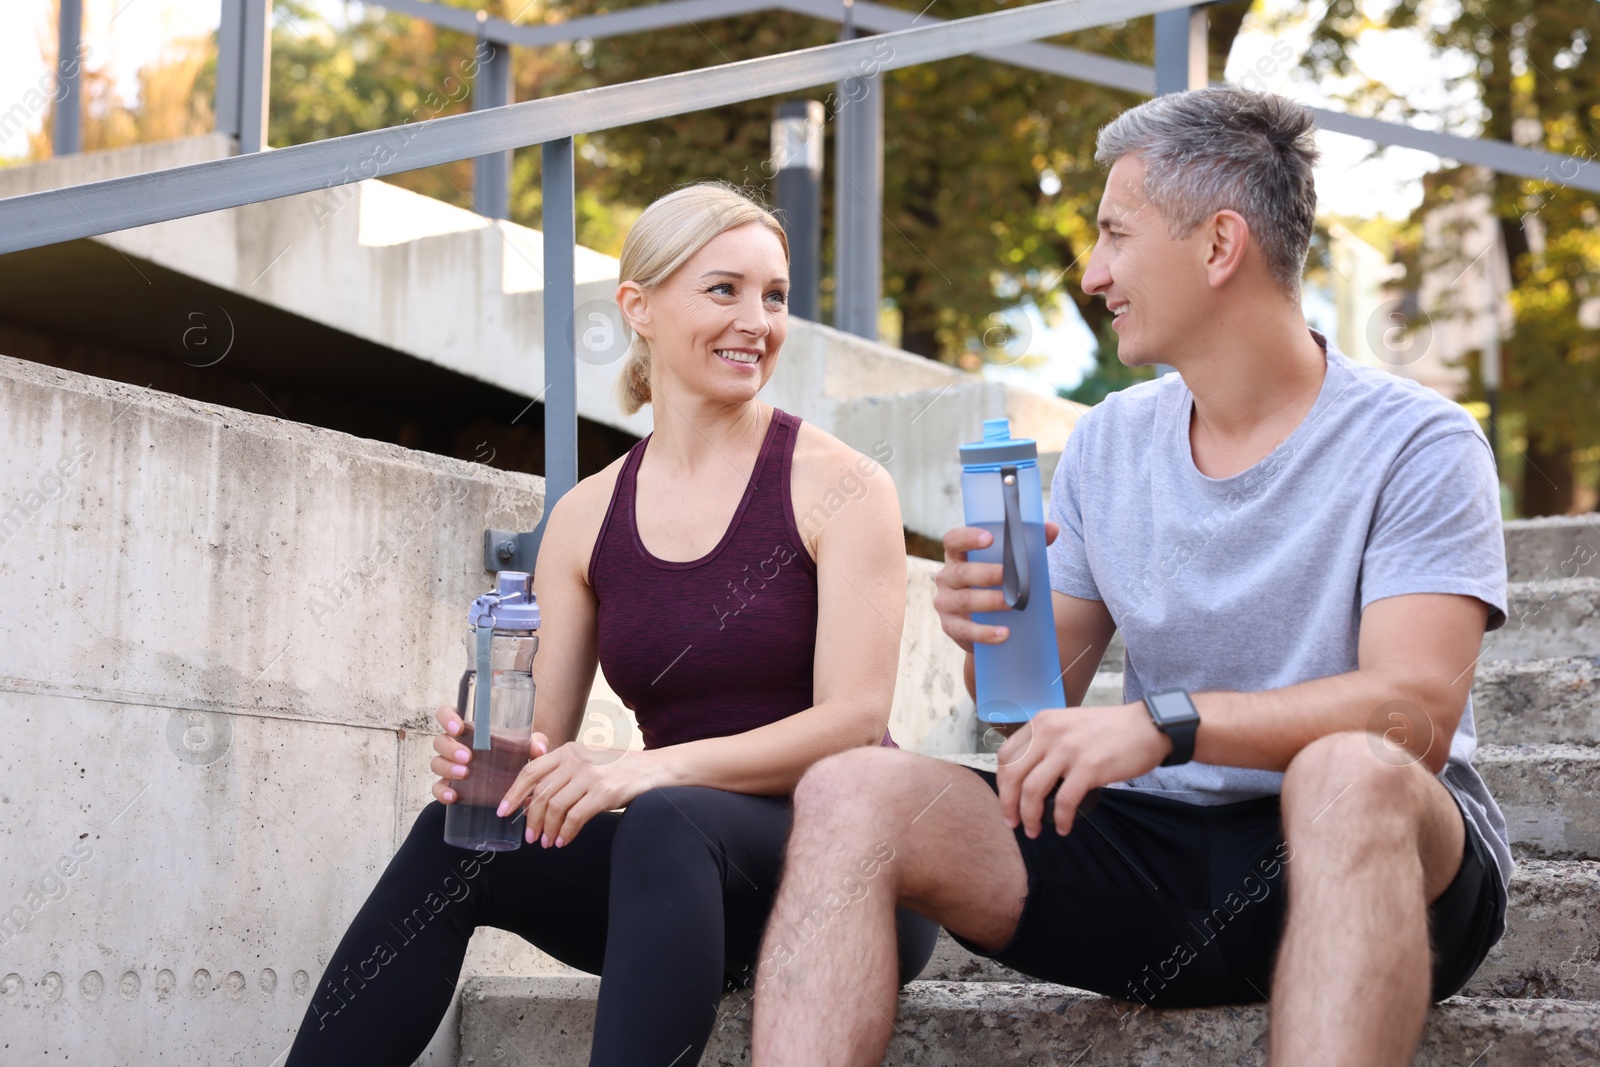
[
  {"xmin": 960, "ymin": 418, "xmax": 1038, "ymax": 466},
  {"xmin": 469, "ymin": 571, "xmax": 541, "ymax": 630}
]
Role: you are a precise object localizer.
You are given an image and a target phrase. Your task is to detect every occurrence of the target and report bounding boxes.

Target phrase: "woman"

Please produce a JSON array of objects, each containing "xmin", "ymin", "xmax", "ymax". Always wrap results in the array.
[{"xmin": 286, "ymin": 183, "xmax": 938, "ymax": 1066}]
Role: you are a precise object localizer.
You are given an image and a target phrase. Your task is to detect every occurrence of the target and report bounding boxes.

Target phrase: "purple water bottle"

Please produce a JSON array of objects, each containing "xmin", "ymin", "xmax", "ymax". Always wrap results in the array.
[{"xmin": 443, "ymin": 572, "xmax": 540, "ymax": 851}]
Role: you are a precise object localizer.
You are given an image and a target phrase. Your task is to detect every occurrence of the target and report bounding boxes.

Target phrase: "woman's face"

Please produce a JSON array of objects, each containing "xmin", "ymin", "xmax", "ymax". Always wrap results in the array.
[{"xmin": 624, "ymin": 221, "xmax": 790, "ymax": 407}]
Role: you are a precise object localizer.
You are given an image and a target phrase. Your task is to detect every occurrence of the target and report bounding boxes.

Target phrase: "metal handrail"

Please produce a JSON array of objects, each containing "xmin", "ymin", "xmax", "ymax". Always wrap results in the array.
[{"xmin": 0, "ymin": 0, "xmax": 1193, "ymax": 254}]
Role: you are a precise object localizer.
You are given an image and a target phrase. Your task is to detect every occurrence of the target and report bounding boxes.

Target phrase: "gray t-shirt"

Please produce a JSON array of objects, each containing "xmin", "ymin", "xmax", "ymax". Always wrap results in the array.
[{"xmin": 1048, "ymin": 334, "xmax": 1512, "ymax": 905}]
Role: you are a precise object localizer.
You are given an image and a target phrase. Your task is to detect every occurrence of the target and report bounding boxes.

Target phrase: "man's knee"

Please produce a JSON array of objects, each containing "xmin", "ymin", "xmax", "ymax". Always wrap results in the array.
[
  {"xmin": 1281, "ymin": 731, "xmax": 1429, "ymax": 845},
  {"xmin": 793, "ymin": 747, "xmax": 921, "ymax": 824}
]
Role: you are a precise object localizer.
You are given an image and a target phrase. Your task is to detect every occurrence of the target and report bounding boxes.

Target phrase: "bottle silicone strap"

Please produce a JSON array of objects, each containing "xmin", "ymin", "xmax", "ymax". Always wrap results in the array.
[
  {"xmin": 1001, "ymin": 464, "xmax": 1030, "ymax": 611},
  {"xmin": 472, "ymin": 620, "xmax": 494, "ymax": 751}
]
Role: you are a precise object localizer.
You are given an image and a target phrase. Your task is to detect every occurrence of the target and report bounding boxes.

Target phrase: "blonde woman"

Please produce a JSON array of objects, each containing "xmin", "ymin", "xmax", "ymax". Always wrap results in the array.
[{"xmin": 286, "ymin": 183, "xmax": 938, "ymax": 1066}]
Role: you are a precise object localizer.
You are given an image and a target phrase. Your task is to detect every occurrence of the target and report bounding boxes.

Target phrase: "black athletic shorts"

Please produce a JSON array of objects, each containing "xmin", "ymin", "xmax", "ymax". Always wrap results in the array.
[{"xmin": 951, "ymin": 770, "xmax": 1505, "ymax": 1008}]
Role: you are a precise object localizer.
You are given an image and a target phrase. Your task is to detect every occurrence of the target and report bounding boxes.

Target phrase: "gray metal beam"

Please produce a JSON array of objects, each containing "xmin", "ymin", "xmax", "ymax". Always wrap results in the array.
[
  {"xmin": 0, "ymin": 0, "xmax": 1199, "ymax": 254},
  {"xmin": 1153, "ymin": 5, "xmax": 1206, "ymax": 95},
  {"xmin": 772, "ymin": 100, "xmax": 825, "ymax": 322},
  {"xmin": 1304, "ymin": 106, "xmax": 1600, "ymax": 195},
  {"xmin": 834, "ymin": 61, "xmax": 883, "ymax": 340},
  {"xmin": 54, "ymin": 0, "xmax": 83, "ymax": 156},
  {"xmin": 215, "ymin": 0, "xmax": 243, "ymax": 139},
  {"xmin": 485, "ymin": 136, "xmax": 579, "ymax": 572},
  {"xmin": 472, "ymin": 34, "xmax": 514, "ymax": 220},
  {"xmin": 238, "ymin": 0, "xmax": 273, "ymax": 154},
  {"xmin": 217, "ymin": 0, "xmax": 273, "ymax": 152}
]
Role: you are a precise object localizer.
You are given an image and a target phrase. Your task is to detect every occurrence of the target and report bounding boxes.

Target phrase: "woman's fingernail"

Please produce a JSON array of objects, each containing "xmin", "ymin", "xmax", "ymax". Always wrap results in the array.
[
  {"xmin": 453, "ymin": 765, "xmax": 467, "ymax": 778},
  {"xmin": 496, "ymin": 802, "xmax": 509, "ymax": 817},
  {"xmin": 448, "ymin": 722, "xmax": 459, "ymax": 734},
  {"xmin": 457, "ymin": 750, "xmax": 469, "ymax": 762},
  {"xmin": 442, "ymin": 789, "xmax": 454, "ymax": 802},
  {"xmin": 540, "ymin": 833, "xmax": 550, "ymax": 849},
  {"xmin": 554, "ymin": 837, "xmax": 565, "ymax": 849},
  {"xmin": 525, "ymin": 827, "xmax": 535, "ymax": 844}
]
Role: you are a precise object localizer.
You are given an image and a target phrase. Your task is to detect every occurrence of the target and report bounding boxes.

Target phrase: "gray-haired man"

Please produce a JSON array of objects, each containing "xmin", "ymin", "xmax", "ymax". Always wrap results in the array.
[{"xmin": 752, "ymin": 87, "xmax": 1509, "ymax": 1066}]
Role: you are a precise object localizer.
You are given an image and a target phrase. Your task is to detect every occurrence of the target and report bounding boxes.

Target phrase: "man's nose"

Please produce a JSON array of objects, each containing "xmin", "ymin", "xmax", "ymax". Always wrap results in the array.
[{"xmin": 1081, "ymin": 245, "xmax": 1110, "ymax": 296}]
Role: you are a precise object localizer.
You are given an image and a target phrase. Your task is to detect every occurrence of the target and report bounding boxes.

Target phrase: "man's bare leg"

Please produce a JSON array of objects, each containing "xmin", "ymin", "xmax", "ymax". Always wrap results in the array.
[
  {"xmin": 751, "ymin": 747, "xmax": 1028, "ymax": 1067},
  {"xmin": 1272, "ymin": 731, "xmax": 1468, "ymax": 1066}
]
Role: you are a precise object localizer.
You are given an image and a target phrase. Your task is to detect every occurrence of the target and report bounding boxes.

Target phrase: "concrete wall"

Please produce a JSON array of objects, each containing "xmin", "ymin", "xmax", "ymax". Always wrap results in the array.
[{"xmin": 0, "ymin": 355, "xmax": 976, "ymax": 1064}]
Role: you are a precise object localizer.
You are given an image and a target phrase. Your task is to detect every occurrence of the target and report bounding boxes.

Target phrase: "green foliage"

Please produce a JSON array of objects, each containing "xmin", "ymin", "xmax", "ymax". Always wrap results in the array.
[{"xmin": 1302, "ymin": 0, "xmax": 1599, "ymax": 464}]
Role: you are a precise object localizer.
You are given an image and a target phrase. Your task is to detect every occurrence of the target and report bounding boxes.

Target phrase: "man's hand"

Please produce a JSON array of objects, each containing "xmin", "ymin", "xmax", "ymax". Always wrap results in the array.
[
  {"xmin": 934, "ymin": 522, "xmax": 1060, "ymax": 653},
  {"xmin": 996, "ymin": 703, "xmax": 1172, "ymax": 837}
]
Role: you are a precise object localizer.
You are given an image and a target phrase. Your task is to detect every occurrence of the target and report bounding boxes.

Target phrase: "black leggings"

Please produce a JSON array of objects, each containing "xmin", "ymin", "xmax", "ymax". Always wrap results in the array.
[{"xmin": 285, "ymin": 786, "xmax": 939, "ymax": 1066}]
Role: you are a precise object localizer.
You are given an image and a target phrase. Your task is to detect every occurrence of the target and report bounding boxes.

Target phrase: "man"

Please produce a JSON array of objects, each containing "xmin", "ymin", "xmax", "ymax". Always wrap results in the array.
[{"xmin": 751, "ymin": 87, "xmax": 1509, "ymax": 1067}]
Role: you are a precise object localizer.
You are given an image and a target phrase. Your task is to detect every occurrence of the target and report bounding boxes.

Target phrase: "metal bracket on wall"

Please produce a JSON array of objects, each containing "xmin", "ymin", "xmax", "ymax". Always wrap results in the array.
[{"xmin": 483, "ymin": 521, "xmax": 545, "ymax": 574}]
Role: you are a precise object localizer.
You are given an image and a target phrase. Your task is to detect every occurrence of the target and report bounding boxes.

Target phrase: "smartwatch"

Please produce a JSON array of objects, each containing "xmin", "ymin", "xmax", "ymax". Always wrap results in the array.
[{"xmin": 1144, "ymin": 689, "xmax": 1200, "ymax": 767}]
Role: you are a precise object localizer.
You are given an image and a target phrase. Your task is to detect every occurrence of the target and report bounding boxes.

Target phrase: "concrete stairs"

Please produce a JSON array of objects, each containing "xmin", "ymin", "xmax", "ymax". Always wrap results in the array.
[{"xmin": 456, "ymin": 515, "xmax": 1600, "ymax": 1063}]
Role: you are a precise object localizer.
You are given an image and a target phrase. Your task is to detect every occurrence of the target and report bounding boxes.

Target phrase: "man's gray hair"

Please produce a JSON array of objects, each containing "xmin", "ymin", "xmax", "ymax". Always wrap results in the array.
[{"xmin": 1095, "ymin": 87, "xmax": 1319, "ymax": 295}]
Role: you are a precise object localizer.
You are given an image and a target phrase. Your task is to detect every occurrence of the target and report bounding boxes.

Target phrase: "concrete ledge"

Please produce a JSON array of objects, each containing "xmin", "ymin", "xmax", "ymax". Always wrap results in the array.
[
  {"xmin": 1481, "ymin": 745, "xmax": 1600, "ymax": 861},
  {"xmin": 1491, "ymin": 579, "xmax": 1600, "ymax": 661},
  {"xmin": 1474, "ymin": 658, "xmax": 1600, "ymax": 746},
  {"xmin": 1505, "ymin": 516, "xmax": 1600, "ymax": 584},
  {"xmin": 459, "ymin": 976, "xmax": 1600, "ymax": 1065}
]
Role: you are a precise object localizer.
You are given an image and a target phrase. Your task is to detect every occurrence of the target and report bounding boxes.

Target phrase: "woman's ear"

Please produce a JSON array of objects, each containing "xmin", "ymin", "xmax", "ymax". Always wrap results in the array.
[
  {"xmin": 1204, "ymin": 209, "xmax": 1251, "ymax": 290},
  {"xmin": 617, "ymin": 281, "xmax": 652, "ymax": 340}
]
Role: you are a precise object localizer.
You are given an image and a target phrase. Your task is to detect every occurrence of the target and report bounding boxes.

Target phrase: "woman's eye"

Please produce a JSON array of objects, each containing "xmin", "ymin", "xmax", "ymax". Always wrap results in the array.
[
  {"xmin": 708, "ymin": 283, "xmax": 735, "ymax": 296},
  {"xmin": 766, "ymin": 291, "xmax": 788, "ymax": 306}
]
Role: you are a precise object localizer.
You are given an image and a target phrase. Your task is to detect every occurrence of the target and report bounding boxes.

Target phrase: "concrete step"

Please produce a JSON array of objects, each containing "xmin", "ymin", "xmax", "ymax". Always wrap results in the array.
[
  {"xmin": 1475, "ymin": 657, "xmax": 1600, "ymax": 746},
  {"xmin": 1481, "ymin": 744, "xmax": 1600, "ymax": 861},
  {"xmin": 1488, "ymin": 578, "xmax": 1600, "ymax": 661},
  {"xmin": 946, "ymin": 746, "xmax": 1600, "ymax": 861},
  {"xmin": 459, "ymin": 976, "xmax": 1600, "ymax": 1065},
  {"xmin": 1084, "ymin": 657, "xmax": 1600, "ymax": 745},
  {"xmin": 1505, "ymin": 516, "xmax": 1600, "ymax": 584},
  {"xmin": 922, "ymin": 859, "xmax": 1600, "ymax": 1000}
]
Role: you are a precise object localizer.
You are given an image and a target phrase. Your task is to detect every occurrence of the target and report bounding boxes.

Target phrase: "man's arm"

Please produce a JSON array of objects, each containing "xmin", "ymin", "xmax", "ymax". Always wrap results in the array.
[
  {"xmin": 998, "ymin": 591, "xmax": 1492, "ymax": 837},
  {"xmin": 1191, "ymin": 591, "xmax": 1490, "ymax": 776}
]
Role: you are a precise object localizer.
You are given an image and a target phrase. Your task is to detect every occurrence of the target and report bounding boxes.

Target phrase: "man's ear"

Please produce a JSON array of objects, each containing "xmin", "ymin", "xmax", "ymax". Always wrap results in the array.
[
  {"xmin": 1204, "ymin": 210, "xmax": 1251, "ymax": 290},
  {"xmin": 617, "ymin": 281, "xmax": 652, "ymax": 340}
]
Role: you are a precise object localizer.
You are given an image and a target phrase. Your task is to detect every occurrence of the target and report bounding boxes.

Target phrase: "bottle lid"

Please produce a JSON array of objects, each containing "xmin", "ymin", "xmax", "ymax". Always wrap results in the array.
[
  {"xmin": 469, "ymin": 571, "xmax": 541, "ymax": 630},
  {"xmin": 960, "ymin": 418, "xmax": 1038, "ymax": 466}
]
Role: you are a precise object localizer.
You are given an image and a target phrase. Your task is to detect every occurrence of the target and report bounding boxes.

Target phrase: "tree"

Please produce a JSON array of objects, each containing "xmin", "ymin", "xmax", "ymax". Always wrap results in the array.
[
  {"xmin": 549, "ymin": 0, "xmax": 1252, "ymax": 361},
  {"xmin": 1305, "ymin": 0, "xmax": 1599, "ymax": 514}
]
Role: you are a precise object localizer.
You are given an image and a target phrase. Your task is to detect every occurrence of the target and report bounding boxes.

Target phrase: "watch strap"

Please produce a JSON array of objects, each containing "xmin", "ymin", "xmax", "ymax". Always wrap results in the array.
[{"xmin": 1145, "ymin": 689, "xmax": 1199, "ymax": 767}]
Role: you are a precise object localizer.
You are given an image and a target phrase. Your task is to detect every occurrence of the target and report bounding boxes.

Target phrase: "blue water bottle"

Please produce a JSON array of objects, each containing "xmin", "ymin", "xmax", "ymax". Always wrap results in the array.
[{"xmin": 960, "ymin": 419, "xmax": 1065, "ymax": 725}]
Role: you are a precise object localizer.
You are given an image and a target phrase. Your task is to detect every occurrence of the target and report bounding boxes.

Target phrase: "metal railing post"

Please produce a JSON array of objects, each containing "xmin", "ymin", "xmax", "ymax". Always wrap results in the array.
[
  {"xmin": 484, "ymin": 137, "xmax": 577, "ymax": 572},
  {"xmin": 217, "ymin": 0, "xmax": 272, "ymax": 152},
  {"xmin": 1153, "ymin": 5, "xmax": 1206, "ymax": 95},
  {"xmin": 1152, "ymin": 3, "xmax": 1204, "ymax": 377},
  {"xmin": 833, "ymin": 7, "xmax": 883, "ymax": 340},
  {"xmin": 473, "ymin": 25, "xmax": 514, "ymax": 220},
  {"xmin": 54, "ymin": 0, "xmax": 83, "ymax": 156},
  {"xmin": 772, "ymin": 100, "xmax": 824, "ymax": 321}
]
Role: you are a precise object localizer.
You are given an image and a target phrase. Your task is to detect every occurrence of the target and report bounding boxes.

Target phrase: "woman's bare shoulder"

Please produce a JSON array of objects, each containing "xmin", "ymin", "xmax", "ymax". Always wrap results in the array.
[
  {"xmin": 787, "ymin": 419, "xmax": 900, "ymax": 557},
  {"xmin": 540, "ymin": 450, "xmax": 633, "ymax": 580}
]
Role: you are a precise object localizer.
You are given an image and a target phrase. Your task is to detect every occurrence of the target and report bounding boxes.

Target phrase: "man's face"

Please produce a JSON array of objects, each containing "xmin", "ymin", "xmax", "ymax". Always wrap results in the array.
[{"xmin": 1081, "ymin": 155, "xmax": 1209, "ymax": 368}]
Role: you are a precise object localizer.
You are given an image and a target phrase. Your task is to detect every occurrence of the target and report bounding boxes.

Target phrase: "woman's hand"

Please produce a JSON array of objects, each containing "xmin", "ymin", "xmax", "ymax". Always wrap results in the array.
[
  {"xmin": 934, "ymin": 522, "xmax": 1059, "ymax": 652},
  {"xmin": 496, "ymin": 743, "xmax": 660, "ymax": 848},
  {"xmin": 429, "ymin": 704, "xmax": 550, "ymax": 805}
]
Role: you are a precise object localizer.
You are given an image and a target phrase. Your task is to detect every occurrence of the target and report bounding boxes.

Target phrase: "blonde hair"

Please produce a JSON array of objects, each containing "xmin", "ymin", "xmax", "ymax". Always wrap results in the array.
[{"xmin": 615, "ymin": 183, "xmax": 790, "ymax": 415}]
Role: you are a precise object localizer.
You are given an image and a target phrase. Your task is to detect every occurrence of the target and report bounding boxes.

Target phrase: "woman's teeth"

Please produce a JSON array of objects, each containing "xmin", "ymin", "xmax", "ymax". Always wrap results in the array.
[{"xmin": 717, "ymin": 350, "xmax": 759, "ymax": 364}]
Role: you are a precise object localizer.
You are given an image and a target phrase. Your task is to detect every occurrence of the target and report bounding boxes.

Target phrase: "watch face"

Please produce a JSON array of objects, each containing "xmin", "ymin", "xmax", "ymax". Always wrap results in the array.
[{"xmin": 1147, "ymin": 690, "xmax": 1199, "ymax": 726}]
